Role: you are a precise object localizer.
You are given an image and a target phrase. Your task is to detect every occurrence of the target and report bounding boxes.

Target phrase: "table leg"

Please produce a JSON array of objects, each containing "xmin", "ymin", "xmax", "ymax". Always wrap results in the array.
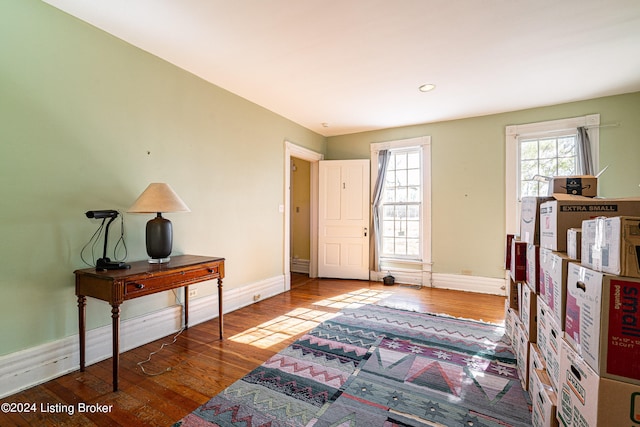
[
  {"xmin": 111, "ymin": 304, "xmax": 120, "ymax": 392},
  {"xmin": 184, "ymin": 285, "xmax": 189, "ymax": 329},
  {"xmin": 218, "ymin": 278, "xmax": 223, "ymax": 339},
  {"xmin": 78, "ymin": 295, "xmax": 86, "ymax": 371}
]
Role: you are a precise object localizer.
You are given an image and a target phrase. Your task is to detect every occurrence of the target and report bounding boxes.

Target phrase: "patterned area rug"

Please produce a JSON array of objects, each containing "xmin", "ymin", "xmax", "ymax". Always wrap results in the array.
[{"xmin": 173, "ymin": 304, "xmax": 532, "ymax": 427}]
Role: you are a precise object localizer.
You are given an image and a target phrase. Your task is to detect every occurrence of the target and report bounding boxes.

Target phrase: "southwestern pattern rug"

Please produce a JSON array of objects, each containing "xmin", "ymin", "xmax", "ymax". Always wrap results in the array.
[{"xmin": 173, "ymin": 304, "xmax": 532, "ymax": 427}]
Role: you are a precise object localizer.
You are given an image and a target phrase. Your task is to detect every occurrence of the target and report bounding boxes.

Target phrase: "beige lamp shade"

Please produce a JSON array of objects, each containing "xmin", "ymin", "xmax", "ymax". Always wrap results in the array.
[{"xmin": 128, "ymin": 183, "xmax": 190, "ymax": 213}]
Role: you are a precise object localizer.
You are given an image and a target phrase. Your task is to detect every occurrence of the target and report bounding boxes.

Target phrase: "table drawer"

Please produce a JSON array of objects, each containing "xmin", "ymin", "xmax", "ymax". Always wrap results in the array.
[{"xmin": 124, "ymin": 264, "xmax": 220, "ymax": 298}]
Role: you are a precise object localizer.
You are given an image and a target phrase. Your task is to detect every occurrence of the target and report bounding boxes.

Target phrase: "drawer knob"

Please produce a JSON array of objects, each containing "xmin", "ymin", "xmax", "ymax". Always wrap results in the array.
[
  {"xmin": 208, "ymin": 268, "xmax": 216, "ymax": 274},
  {"xmin": 134, "ymin": 283, "xmax": 145, "ymax": 289}
]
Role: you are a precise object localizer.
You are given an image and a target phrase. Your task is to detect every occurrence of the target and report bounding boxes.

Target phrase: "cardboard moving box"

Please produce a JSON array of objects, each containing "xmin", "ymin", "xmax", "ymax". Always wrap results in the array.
[
  {"xmin": 566, "ymin": 228, "xmax": 582, "ymax": 261},
  {"xmin": 505, "ymin": 234, "xmax": 516, "ymax": 269},
  {"xmin": 521, "ymin": 196, "xmax": 554, "ymax": 244},
  {"xmin": 529, "ymin": 343, "xmax": 545, "ymax": 397},
  {"xmin": 539, "ymin": 195, "xmax": 640, "ymax": 252},
  {"xmin": 540, "ymin": 250, "xmax": 571, "ymax": 329},
  {"xmin": 511, "ymin": 239, "xmax": 527, "ymax": 282},
  {"xmin": 536, "ymin": 300, "xmax": 550, "ymax": 366},
  {"xmin": 564, "ymin": 262, "xmax": 640, "ymax": 384},
  {"xmin": 505, "ymin": 300, "xmax": 518, "ymax": 345},
  {"xmin": 558, "ymin": 338, "xmax": 640, "ymax": 427},
  {"xmin": 507, "ymin": 277, "xmax": 519, "ymax": 310},
  {"xmin": 547, "ymin": 308, "xmax": 562, "ymax": 394},
  {"xmin": 538, "ymin": 298, "xmax": 562, "ymax": 393},
  {"xmin": 581, "ymin": 216, "xmax": 640, "ymax": 278},
  {"xmin": 547, "ymin": 175, "xmax": 597, "ymax": 197},
  {"xmin": 521, "ymin": 284, "xmax": 537, "ymax": 342},
  {"xmin": 531, "ymin": 369, "xmax": 559, "ymax": 427},
  {"xmin": 516, "ymin": 322, "xmax": 531, "ymax": 391},
  {"xmin": 526, "ymin": 243, "xmax": 540, "ymax": 292}
]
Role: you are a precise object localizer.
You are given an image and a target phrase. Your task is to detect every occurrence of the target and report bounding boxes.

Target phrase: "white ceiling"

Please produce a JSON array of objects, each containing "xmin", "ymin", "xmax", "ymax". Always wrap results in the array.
[{"xmin": 43, "ymin": 0, "xmax": 640, "ymax": 137}]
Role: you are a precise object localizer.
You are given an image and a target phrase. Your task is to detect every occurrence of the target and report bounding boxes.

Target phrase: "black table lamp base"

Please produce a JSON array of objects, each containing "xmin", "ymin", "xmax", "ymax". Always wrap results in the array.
[{"xmin": 146, "ymin": 213, "xmax": 173, "ymax": 264}]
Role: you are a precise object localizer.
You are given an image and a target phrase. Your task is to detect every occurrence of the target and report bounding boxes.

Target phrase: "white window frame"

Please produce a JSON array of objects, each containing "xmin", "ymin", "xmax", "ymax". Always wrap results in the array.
[
  {"xmin": 505, "ymin": 114, "xmax": 600, "ymax": 235},
  {"xmin": 371, "ymin": 136, "xmax": 431, "ymax": 284}
]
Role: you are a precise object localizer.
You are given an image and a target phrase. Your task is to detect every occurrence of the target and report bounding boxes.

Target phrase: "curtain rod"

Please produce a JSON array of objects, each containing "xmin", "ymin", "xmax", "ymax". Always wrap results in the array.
[
  {"xmin": 586, "ymin": 122, "xmax": 620, "ymax": 130},
  {"xmin": 515, "ymin": 122, "xmax": 620, "ymax": 138}
]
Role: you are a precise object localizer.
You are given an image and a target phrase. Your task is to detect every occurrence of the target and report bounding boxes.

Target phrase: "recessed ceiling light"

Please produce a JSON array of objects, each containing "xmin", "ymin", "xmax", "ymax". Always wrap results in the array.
[
  {"xmin": 321, "ymin": 122, "xmax": 329, "ymax": 128},
  {"xmin": 419, "ymin": 84, "xmax": 436, "ymax": 92}
]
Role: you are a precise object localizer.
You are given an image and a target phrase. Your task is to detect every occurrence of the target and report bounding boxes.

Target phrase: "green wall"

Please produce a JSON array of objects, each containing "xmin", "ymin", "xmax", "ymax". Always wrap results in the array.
[
  {"xmin": 327, "ymin": 92, "xmax": 640, "ymax": 279},
  {"xmin": 0, "ymin": 0, "xmax": 325, "ymax": 356},
  {"xmin": 2, "ymin": 0, "xmax": 639, "ymax": 363}
]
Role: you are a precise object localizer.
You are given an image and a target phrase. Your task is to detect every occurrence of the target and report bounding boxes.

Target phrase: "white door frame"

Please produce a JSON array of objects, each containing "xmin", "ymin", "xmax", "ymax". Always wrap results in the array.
[{"xmin": 284, "ymin": 140, "xmax": 324, "ymax": 290}]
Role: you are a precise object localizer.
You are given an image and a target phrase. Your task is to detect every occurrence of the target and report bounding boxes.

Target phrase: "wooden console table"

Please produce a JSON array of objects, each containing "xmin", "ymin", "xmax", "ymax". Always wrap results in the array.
[{"xmin": 75, "ymin": 255, "xmax": 225, "ymax": 392}]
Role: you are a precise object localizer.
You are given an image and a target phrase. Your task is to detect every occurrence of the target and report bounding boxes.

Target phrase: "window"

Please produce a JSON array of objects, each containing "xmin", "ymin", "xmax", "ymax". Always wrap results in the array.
[
  {"xmin": 505, "ymin": 114, "xmax": 600, "ymax": 234},
  {"xmin": 519, "ymin": 133, "xmax": 578, "ymax": 198},
  {"xmin": 371, "ymin": 136, "xmax": 431, "ymax": 272},
  {"xmin": 380, "ymin": 147, "xmax": 422, "ymax": 259}
]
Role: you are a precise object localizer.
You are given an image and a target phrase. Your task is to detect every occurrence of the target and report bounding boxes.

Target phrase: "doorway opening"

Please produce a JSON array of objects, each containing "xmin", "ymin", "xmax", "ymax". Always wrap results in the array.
[
  {"xmin": 290, "ymin": 157, "xmax": 311, "ymax": 276},
  {"xmin": 283, "ymin": 141, "xmax": 323, "ymax": 290}
]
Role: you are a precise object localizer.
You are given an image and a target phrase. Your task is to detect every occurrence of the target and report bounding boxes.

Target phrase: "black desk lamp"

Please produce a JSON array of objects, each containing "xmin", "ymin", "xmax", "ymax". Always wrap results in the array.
[
  {"xmin": 128, "ymin": 183, "xmax": 190, "ymax": 264},
  {"xmin": 85, "ymin": 210, "xmax": 130, "ymax": 270}
]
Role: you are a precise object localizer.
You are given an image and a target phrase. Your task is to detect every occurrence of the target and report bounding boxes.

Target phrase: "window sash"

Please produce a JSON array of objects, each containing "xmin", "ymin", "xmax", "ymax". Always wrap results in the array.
[
  {"xmin": 518, "ymin": 133, "xmax": 578, "ymax": 198},
  {"xmin": 380, "ymin": 202, "xmax": 422, "ymax": 260},
  {"xmin": 379, "ymin": 146, "xmax": 422, "ymax": 260}
]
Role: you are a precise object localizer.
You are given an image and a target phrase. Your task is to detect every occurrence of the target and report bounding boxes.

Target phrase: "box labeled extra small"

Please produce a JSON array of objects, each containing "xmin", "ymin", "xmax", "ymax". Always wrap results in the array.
[
  {"xmin": 564, "ymin": 262, "xmax": 640, "ymax": 384},
  {"xmin": 521, "ymin": 196, "xmax": 553, "ymax": 245},
  {"xmin": 582, "ymin": 216, "xmax": 640, "ymax": 278},
  {"xmin": 539, "ymin": 195, "xmax": 640, "ymax": 252},
  {"xmin": 548, "ymin": 175, "xmax": 597, "ymax": 197},
  {"xmin": 558, "ymin": 338, "xmax": 640, "ymax": 427}
]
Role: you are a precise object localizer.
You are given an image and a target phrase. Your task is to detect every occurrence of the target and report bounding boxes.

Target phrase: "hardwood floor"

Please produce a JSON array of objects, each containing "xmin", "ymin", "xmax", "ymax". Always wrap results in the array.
[{"xmin": 0, "ymin": 275, "xmax": 506, "ymax": 426}]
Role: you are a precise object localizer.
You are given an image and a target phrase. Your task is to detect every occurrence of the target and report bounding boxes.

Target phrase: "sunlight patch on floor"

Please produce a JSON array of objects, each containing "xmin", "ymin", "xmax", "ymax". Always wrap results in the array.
[
  {"xmin": 228, "ymin": 308, "xmax": 338, "ymax": 348},
  {"xmin": 228, "ymin": 289, "xmax": 394, "ymax": 349},
  {"xmin": 313, "ymin": 288, "xmax": 395, "ymax": 309}
]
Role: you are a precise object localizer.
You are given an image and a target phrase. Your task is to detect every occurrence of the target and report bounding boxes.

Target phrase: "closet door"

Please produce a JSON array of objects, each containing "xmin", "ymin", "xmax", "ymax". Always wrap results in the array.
[{"xmin": 318, "ymin": 159, "xmax": 370, "ymax": 280}]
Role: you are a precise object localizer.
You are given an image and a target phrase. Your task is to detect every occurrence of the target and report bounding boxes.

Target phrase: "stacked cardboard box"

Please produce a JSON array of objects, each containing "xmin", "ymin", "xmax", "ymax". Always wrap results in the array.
[
  {"xmin": 557, "ymin": 216, "xmax": 640, "ymax": 426},
  {"xmin": 581, "ymin": 216, "xmax": 640, "ymax": 278},
  {"xmin": 506, "ymin": 187, "xmax": 640, "ymax": 426},
  {"xmin": 539, "ymin": 195, "xmax": 640, "ymax": 252},
  {"xmin": 504, "ymin": 197, "xmax": 547, "ymax": 394},
  {"xmin": 531, "ymin": 369, "xmax": 559, "ymax": 427}
]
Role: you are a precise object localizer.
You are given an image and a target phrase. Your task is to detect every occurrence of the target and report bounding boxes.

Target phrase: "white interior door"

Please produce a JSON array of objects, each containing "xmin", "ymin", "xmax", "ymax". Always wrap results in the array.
[{"xmin": 318, "ymin": 159, "xmax": 370, "ymax": 279}]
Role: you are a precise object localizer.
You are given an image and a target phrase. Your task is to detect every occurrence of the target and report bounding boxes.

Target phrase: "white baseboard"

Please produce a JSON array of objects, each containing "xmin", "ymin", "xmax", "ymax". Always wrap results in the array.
[
  {"xmin": 0, "ymin": 274, "xmax": 286, "ymax": 399},
  {"xmin": 290, "ymin": 258, "xmax": 310, "ymax": 274},
  {"xmin": 431, "ymin": 273, "xmax": 507, "ymax": 296},
  {"xmin": 370, "ymin": 269, "xmax": 425, "ymax": 286},
  {"xmin": 371, "ymin": 268, "xmax": 505, "ymax": 296}
]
